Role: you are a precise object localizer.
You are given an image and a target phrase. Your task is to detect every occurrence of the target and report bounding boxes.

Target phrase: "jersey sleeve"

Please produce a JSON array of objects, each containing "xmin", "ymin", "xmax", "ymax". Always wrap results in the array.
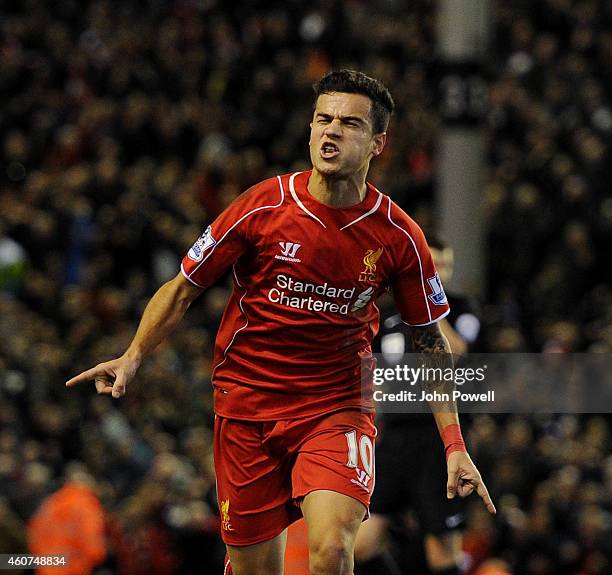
[
  {"xmin": 388, "ymin": 209, "xmax": 450, "ymax": 326},
  {"xmin": 181, "ymin": 180, "xmax": 276, "ymax": 289}
]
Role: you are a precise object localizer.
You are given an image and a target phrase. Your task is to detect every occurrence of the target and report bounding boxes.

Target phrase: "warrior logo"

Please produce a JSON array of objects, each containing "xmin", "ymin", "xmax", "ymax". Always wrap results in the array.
[{"xmin": 275, "ymin": 242, "xmax": 302, "ymax": 262}]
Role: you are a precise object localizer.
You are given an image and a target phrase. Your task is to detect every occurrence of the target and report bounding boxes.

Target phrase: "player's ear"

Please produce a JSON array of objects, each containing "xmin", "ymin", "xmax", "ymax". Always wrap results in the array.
[{"xmin": 372, "ymin": 132, "xmax": 386, "ymax": 156}]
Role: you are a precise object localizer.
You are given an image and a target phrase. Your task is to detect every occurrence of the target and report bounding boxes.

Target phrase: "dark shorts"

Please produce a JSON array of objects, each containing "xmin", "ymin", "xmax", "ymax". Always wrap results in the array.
[
  {"xmin": 214, "ymin": 408, "xmax": 377, "ymax": 546},
  {"xmin": 369, "ymin": 416, "xmax": 465, "ymax": 534}
]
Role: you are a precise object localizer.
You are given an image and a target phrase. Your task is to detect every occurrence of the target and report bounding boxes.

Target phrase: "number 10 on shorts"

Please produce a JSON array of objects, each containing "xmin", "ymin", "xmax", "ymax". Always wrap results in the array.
[{"xmin": 345, "ymin": 430, "xmax": 374, "ymax": 490}]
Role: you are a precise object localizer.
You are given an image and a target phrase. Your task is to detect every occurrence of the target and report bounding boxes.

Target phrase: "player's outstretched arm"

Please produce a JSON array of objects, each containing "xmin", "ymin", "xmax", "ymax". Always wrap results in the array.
[
  {"xmin": 66, "ymin": 272, "xmax": 203, "ymax": 398},
  {"xmin": 408, "ymin": 322, "xmax": 496, "ymax": 514}
]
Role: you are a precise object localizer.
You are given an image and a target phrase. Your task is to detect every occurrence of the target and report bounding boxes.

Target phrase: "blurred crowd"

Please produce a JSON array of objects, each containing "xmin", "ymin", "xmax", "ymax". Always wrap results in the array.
[{"xmin": 0, "ymin": 0, "xmax": 611, "ymax": 573}]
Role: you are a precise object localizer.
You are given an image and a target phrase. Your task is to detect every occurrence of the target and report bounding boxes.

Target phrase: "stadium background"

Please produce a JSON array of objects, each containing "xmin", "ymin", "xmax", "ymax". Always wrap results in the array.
[{"xmin": 1, "ymin": 0, "xmax": 611, "ymax": 573}]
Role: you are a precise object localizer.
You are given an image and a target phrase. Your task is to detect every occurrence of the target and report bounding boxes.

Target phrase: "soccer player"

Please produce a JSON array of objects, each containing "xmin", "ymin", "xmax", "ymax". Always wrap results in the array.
[
  {"xmin": 66, "ymin": 70, "xmax": 495, "ymax": 575},
  {"xmin": 355, "ymin": 235, "xmax": 482, "ymax": 575}
]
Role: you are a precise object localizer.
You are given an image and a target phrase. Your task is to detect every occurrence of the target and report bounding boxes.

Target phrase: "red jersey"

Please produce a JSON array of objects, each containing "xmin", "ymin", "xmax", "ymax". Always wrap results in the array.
[{"xmin": 181, "ymin": 171, "xmax": 449, "ymax": 420}]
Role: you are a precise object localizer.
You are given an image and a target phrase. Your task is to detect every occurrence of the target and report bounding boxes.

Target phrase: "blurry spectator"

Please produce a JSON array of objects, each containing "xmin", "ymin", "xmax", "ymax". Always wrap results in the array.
[
  {"xmin": 28, "ymin": 462, "xmax": 106, "ymax": 575},
  {"xmin": 0, "ymin": 496, "xmax": 27, "ymax": 554},
  {"xmin": 473, "ymin": 559, "xmax": 512, "ymax": 575},
  {"xmin": 0, "ymin": 224, "xmax": 27, "ymax": 293}
]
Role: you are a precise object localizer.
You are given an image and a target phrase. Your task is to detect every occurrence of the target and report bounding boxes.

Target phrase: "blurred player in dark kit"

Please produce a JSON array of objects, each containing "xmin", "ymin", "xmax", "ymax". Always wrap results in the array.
[{"xmin": 355, "ymin": 234, "xmax": 482, "ymax": 575}]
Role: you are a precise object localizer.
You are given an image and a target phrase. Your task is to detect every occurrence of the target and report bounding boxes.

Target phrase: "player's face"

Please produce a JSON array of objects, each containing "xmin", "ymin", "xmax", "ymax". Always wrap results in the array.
[
  {"xmin": 431, "ymin": 247, "xmax": 454, "ymax": 284},
  {"xmin": 309, "ymin": 92, "xmax": 386, "ymax": 180}
]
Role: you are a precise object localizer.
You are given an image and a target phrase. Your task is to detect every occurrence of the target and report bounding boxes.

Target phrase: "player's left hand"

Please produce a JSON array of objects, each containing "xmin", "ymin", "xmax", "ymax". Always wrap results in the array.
[{"xmin": 446, "ymin": 451, "xmax": 496, "ymax": 514}]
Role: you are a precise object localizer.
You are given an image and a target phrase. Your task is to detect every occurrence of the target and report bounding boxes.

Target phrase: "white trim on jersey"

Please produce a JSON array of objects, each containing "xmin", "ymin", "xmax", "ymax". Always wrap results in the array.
[
  {"xmin": 370, "ymin": 300, "xmax": 381, "ymax": 342},
  {"xmin": 385, "ymin": 196, "xmax": 433, "ymax": 323},
  {"xmin": 213, "ymin": 265, "xmax": 250, "ymax": 373},
  {"xmin": 181, "ymin": 262, "xmax": 206, "ymax": 288},
  {"xmin": 224, "ymin": 558, "xmax": 231, "ymax": 575},
  {"xmin": 339, "ymin": 190, "xmax": 383, "ymax": 230},
  {"xmin": 402, "ymin": 307, "xmax": 451, "ymax": 327},
  {"xmin": 185, "ymin": 175, "xmax": 286, "ymax": 283},
  {"xmin": 288, "ymin": 172, "xmax": 327, "ymax": 229}
]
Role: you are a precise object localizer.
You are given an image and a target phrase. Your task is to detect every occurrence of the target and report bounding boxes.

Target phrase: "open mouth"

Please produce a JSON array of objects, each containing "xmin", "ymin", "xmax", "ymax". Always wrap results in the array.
[{"xmin": 320, "ymin": 142, "xmax": 340, "ymax": 159}]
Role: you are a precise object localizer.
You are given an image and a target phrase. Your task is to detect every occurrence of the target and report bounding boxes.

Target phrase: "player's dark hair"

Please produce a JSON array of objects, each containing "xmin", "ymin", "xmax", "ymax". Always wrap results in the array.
[
  {"xmin": 424, "ymin": 231, "xmax": 449, "ymax": 251},
  {"xmin": 313, "ymin": 69, "xmax": 395, "ymax": 134}
]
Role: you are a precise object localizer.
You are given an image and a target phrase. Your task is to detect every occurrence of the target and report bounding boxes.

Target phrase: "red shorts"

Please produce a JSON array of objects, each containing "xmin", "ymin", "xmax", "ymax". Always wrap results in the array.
[{"xmin": 214, "ymin": 408, "xmax": 377, "ymax": 546}]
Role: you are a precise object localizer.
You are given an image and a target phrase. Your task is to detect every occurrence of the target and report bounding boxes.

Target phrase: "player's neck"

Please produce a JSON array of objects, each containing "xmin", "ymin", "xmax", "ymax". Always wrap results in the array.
[{"xmin": 307, "ymin": 171, "xmax": 367, "ymax": 208}]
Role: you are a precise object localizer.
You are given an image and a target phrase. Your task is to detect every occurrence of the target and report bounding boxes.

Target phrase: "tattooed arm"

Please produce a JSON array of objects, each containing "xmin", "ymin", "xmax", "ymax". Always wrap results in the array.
[
  {"xmin": 408, "ymin": 322, "xmax": 459, "ymax": 432},
  {"xmin": 409, "ymin": 322, "xmax": 496, "ymax": 514}
]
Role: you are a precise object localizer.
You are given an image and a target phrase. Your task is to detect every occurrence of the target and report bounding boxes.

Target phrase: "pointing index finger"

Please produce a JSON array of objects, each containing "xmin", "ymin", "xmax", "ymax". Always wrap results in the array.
[
  {"xmin": 65, "ymin": 367, "xmax": 101, "ymax": 387},
  {"xmin": 477, "ymin": 480, "xmax": 497, "ymax": 514}
]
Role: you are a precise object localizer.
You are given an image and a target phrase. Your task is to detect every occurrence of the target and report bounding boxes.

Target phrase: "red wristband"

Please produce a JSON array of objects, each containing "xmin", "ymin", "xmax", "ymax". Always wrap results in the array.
[{"xmin": 441, "ymin": 423, "xmax": 466, "ymax": 460}]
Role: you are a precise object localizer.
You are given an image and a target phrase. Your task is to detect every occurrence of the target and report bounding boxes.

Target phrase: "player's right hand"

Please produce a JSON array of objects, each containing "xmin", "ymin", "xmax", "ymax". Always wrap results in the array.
[{"xmin": 65, "ymin": 355, "xmax": 141, "ymax": 399}]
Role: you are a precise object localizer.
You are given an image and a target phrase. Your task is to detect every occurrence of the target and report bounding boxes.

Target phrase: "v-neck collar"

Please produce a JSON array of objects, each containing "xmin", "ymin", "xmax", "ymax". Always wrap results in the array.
[{"xmin": 288, "ymin": 171, "xmax": 383, "ymax": 230}]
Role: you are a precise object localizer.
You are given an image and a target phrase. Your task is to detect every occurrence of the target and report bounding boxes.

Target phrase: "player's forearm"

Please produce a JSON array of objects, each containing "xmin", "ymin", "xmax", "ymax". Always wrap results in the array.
[
  {"xmin": 124, "ymin": 274, "xmax": 201, "ymax": 363},
  {"xmin": 409, "ymin": 323, "xmax": 468, "ymax": 457},
  {"xmin": 409, "ymin": 323, "xmax": 459, "ymax": 432},
  {"xmin": 438, "ymin": 317, "xmax": 468, "ymax": 356}
]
